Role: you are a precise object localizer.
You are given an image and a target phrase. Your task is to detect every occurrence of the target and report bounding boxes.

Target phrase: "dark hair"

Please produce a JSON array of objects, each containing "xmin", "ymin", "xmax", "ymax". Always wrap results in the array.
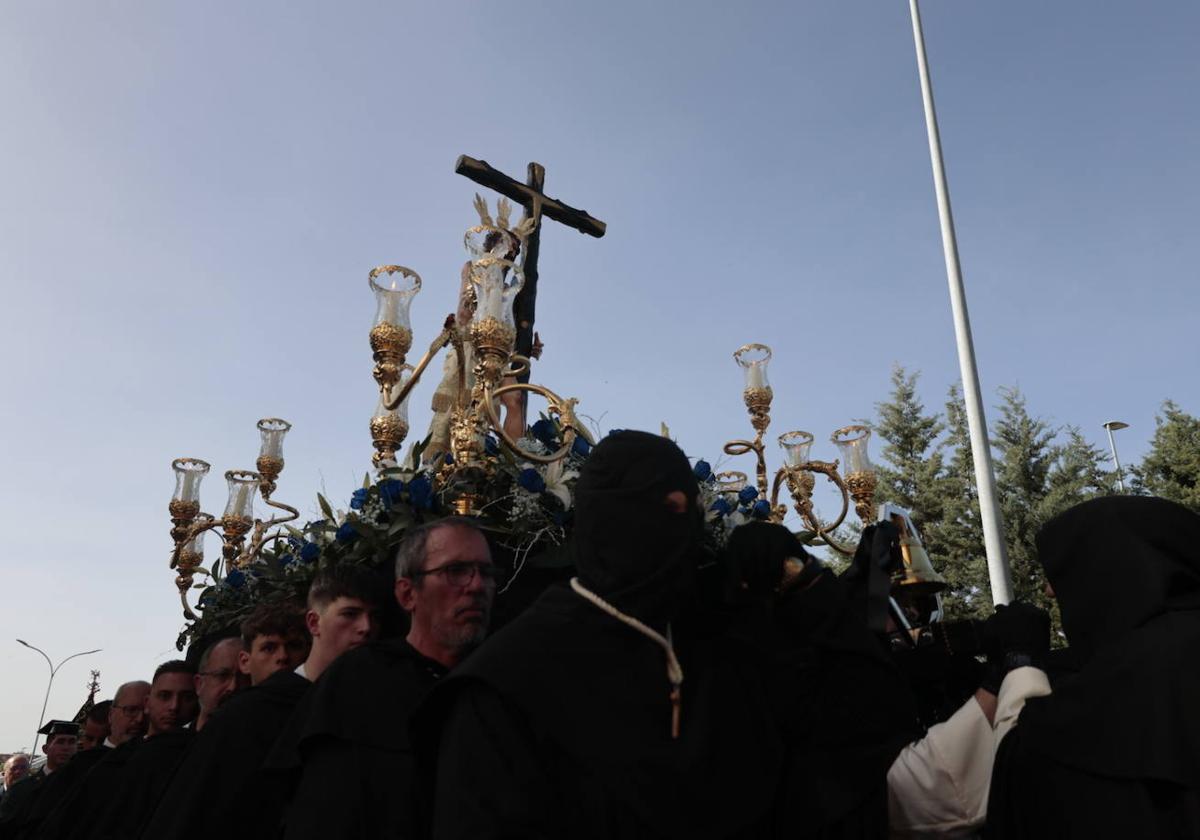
[
  {"xmin": 394, "ymin": 517, "xmax": 487, "ymax": 580},
  {"xmin": 307, "ymin": 565, "xmax": 390, "ymax": 612},
  {"xmin": 240, "ymin": 602, "xmax": 307, "ymax": 650},
  {"xmin": 87, "ymin": 701, "xmax": 112, "ymax": 725},
  {"xmin": 152, "ymin": 660, "xmax": 197, "ymax": 683}
]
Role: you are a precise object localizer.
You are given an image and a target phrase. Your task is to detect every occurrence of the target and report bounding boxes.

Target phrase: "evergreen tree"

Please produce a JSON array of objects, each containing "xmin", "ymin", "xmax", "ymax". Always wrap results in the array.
[
  {"xmin": 872, "ymin": 365, "xmax": 947, "ymax": 555},
  {"xmin": 936, "ymin": 385, "xmax": 991, "ymax": 620},
  {"xmin": 1132, "ymin": 401, "xmax": 1200, "ymax": 513},
  {"xmin": 1039, "ymin": 426, "xmax": 1114, "ymax": 522},
  {"xmin": 991, "ymin": 386, "xmax": 1055, "ymax": 608}
]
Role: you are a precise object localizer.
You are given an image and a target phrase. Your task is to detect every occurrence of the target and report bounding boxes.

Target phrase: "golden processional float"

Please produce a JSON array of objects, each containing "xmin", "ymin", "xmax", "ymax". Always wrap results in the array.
[{"xmin": 163, "ymin": 156, "xmax": 943, "ymax": 624}]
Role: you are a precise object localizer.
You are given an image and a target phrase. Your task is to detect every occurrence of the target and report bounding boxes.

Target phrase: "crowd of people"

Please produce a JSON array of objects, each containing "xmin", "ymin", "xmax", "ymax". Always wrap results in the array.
[{"xmin": 1, "ymin": 429, "xmax": 1197, "ymax": 839}]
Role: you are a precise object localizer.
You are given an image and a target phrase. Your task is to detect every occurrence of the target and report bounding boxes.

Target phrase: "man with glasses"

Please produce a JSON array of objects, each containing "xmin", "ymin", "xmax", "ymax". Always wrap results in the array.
[
  {"xmin": 421, "ymin": 431, "xmax": 784, "ymax": 839},
  {"xmin": 41, "ymin": 663, "xmax": 199, "ymax": 840},
  {"xmin": 278, "ymin": 517, "xmax": 497, "ymax": 840},
  {"xmin": 192, "ymin": 637, "xmax": 243, "ymax": 732},
  {"xmin": 143, "ymin": 567, "xmax": 388, "ymax": 840},
  {"xmin": 13, "ymin": 683, "xmax": 149, "ymax": 838},
  {"xmin": 0, "ymin": 721, "xmax": 77, "ymax": 833},
  {"xmin": 105, "ymin": 681, "xmax": 150, "ymax": 748}
]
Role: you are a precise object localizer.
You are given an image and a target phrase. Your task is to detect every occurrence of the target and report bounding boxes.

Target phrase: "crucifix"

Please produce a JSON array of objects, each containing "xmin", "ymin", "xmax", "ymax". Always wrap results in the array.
[{"xmin": 454, "ymin": 155, "xmax": 606, "ymax": 394}]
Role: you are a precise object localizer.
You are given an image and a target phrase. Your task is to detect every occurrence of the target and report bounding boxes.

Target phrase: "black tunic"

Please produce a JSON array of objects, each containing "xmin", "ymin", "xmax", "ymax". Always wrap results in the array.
[
  {"xmin": 271, "ymin": 639, "xmax": 446, "ymax": 840},
  {"xmin": 21, "ymin": 748, "xmax": 111, "ymax": 840},
  {"xmin": 766, "ymin": 570, "xmax": 921, "ymax": 838},
  {"xmin": 987, "ymin": 497, "xmax": 1200, "ymax": 838},
  {"xmin": 138, "ymin": 669, "xmax": 310, "ymax": 840},
  {"xmin": 39, "ymin": 731, "xmax": 192, "ymax": 840},
  {"xmin": 419, "ymin": 584, "xmax": 782, "ymax": 840},
  {"xmin": 0, "ymin": 768, "xmax": 49, "ymax": 839}
]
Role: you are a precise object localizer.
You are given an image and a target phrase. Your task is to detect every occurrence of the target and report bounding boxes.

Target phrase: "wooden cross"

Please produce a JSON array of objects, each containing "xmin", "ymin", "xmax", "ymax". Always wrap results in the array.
[{"xmin": 454, "ymin": 155, "xmax": 606, "ymax": 386}]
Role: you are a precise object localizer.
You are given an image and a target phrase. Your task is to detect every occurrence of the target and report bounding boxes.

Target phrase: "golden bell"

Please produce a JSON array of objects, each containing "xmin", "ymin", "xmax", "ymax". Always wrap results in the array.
[
  {"xmin": 894, "ymin": 535, "xmax": 947, "ymax": 595},
  {"xmin": 881, "ymin": 505, "xmax": 948, "ymax": 595}
]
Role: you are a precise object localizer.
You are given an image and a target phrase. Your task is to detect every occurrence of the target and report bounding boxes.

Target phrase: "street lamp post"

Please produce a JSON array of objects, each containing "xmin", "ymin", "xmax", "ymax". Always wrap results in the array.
[
  {"xmin": 1103, "ymin": 420, "xmax": 1130, "ymax": 492},
  {"xmin": 16, "ymin": 640, "xmax": 102, "ymax": 755}
]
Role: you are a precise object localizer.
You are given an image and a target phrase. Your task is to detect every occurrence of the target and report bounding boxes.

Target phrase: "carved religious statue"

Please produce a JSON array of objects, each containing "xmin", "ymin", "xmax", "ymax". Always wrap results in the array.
[{"xmin": 424, "ymin": 198, "xmax": 541, "ymax": 461}]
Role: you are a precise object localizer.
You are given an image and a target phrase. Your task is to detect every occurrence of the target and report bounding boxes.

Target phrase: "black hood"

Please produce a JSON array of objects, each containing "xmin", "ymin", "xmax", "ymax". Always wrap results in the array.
[
  {"xmin": 1036, "ymin": 495, "xmax": 1200, "ymax": 662},
  {"xmin": 572, "ymin": 430, "xmax": 701, "ymax": 626}
]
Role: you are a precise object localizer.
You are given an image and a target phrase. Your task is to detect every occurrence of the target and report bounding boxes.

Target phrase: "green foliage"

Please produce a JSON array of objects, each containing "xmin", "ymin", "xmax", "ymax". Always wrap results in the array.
[
  {"xmin": 991, "ymin": 386, "xmax": 1056, "ymax": 608},
  {"xmin": 1040, "ymin": 427, "xmax": 1114, "ymax": 521},
  {"xmin": 937, "ymin": 385, "xmax": 991, "ymax": 620},
  {"xmin": 873, "ymin": 366, "xmax": 947, "ymax": 554},
  {"xmin": 1132, "ymin": 401, "xmax": 1200, "ymax": 512}
]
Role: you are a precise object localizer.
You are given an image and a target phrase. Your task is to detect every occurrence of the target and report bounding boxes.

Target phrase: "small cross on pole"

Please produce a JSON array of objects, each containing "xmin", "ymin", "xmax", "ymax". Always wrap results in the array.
[{"xmin": 454, "ymin": 155, "xmax": 606, "ymax": 388}]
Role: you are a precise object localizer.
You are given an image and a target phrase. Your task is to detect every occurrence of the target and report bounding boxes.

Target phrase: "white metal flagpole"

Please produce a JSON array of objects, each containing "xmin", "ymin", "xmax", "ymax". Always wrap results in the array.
[{"xmin": 908, "ymin": 0, "xmax": 1013, "ymax": 605}]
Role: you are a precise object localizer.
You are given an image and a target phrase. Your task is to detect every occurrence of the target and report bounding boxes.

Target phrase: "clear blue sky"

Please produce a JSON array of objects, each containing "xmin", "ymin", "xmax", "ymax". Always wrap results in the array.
[{"xmin": 1, "ymin": 1, "xmax": 1196, "ymax": 751}]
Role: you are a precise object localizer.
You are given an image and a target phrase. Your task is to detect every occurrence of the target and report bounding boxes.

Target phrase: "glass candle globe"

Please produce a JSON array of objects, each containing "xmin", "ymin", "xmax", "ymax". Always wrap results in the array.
[
  {"xmin": 368, "ymin": 265, "xmax": 421, "ymax": 331},
  {"xmin": 172, "ymin": 458, "xmax": 211, "ymax": 503},
  {"xmin": 223, "ymin": 470, "xmax": 261, "ymax": 519},
  {"xmin": 779, "ymin": 431, "xmax": 815, "ymax": 467},
  {"xmin": 257, "ymin": 418, "xmax": 291, "ymax": 460},
  {"xmin": 734, "ymin": 343, "xmax": 772, "ymax": 392},
  {"xmin": 832, "ymin": 425, "xmax": 873, "ymax": 474}
]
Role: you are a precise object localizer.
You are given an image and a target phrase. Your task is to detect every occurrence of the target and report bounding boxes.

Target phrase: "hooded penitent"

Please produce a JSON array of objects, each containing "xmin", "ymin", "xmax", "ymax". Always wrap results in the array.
[
  {"xmin": 572, "ymin": 430, "xmax": 701, "ymax": 626},
  {"xmin": 1020, "ymin": 495, "xmax": 1200, "ymax": 786}
]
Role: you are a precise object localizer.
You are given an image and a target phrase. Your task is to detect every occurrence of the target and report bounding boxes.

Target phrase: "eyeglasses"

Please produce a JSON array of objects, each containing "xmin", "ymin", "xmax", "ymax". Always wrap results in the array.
[
  {"xmin": 413, "ymin": 562, "xmax": 503, "ymax": 588},
  {"xmin": 198, "ymin": 669, "xmax": 237, "ymax": 680},
  {"xmin": 113, "ymin": 704, "xmax": 145, "ymax": 717}
]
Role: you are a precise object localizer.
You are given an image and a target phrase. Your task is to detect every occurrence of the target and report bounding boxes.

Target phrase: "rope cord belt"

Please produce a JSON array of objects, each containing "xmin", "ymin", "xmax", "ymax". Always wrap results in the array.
[{"xmin": 569, "ymin": 577, "xmax": 684, "ymax": 739}]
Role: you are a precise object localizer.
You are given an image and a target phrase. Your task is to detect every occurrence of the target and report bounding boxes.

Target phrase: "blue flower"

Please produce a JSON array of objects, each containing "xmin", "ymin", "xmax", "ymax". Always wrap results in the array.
[
  {"xmin": 299, "ymin": 541, "xmax": 321, "ymax": 562},
  {"xmin": 335, "ymin": 522, "xmax": 358, "ymax": 543},
  {"xmin": 693, "ymin": 460, "xmax": 712, "ymax": 481},
  {"xmin": 378, "ymin": 478, "xmax": 405, "ymax": 507},
  {"xmin": 517, "ymin": 468, "xmax": 546, "ymax": 494},
  {"xmin": 484, "ymin": 436, "xmax": 500, "ymax": 456},
  {"xmin": 225, "ymin": 569, "xmax": 246, "ymax": 589},
  {"xmin": 350, "ymin": 487, "xmax": 369, "ymax": 510},
  {"xmin": 751, "ymin": 499, "xmax": 772, "ymax": 520},
  {"xmin": 738, "ymin": 486, "xmax": 759, "ymax": 504},
  {"xmin": 279, "ymin": 553, "xmax": 295, "ymax": 568},
  {"xmin": 709, "ymin": 497, "xmax": 735, "ymax": 516},
  {"xmin": 571, "ymin": 435, "xmax": 592, "ymax": 457},
  {"xmin": 408, "ymin": 474, "xmax": 434, "ymax": 509},
  {"xmin": 287, "ymin": 536, "xmax": 302, "ymax": 550},
  {"xmin": 530, "ymin": 419, "xmax": 558, "ymax": 447}
]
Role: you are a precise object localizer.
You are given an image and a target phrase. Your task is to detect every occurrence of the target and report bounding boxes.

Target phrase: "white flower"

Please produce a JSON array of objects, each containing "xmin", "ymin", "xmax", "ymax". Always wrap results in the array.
[{"xmin": 541, "ymin": 459, "xmax": 579, "ymax": 510}]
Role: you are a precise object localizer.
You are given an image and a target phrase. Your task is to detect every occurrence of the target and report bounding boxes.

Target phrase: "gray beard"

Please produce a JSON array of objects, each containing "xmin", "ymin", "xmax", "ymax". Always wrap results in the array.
[{"xmin": 436, "ymin": 621, "xmax": 487, "ymax": 653}]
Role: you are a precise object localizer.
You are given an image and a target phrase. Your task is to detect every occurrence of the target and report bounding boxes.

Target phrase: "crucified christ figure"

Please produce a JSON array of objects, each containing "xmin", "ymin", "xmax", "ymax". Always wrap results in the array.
[{"xmin": 425, "ymin": 228, "xmax": 543, "ymax": 461}]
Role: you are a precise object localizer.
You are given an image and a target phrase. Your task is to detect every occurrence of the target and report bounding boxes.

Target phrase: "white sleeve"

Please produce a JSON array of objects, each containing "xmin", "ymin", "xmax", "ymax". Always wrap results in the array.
[{"xmin": 886, "ymin": 666, "xmax": 1052, "ymax": 838}]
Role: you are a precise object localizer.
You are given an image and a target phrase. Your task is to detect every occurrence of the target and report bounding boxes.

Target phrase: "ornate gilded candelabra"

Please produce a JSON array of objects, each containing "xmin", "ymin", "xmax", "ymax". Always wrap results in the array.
[
  {"xmin": 364, "ymin": 197, "xmax": 589, "ymax": 514},
  {"xmin": 723, "ymin": 343, "xmax": 878, "ymax": 554},
  {"xmin": 166, "ymin": 418, "xmax": 300, "ymax": 618}
]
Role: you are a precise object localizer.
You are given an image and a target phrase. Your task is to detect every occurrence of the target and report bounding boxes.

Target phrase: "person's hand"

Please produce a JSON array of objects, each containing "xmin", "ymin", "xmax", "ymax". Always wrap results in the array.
[{"xmin": 980, "ymin": 601, "xmax": 1051, "ymax": 659}]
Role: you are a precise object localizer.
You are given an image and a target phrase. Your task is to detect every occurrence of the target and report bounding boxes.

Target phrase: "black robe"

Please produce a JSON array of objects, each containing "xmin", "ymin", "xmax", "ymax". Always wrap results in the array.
[
  {"xmin": 986, "ymin": 497, "xmax": 1200, "ymax": 838},
  {"xmin": 37, "ymin": 731, "xmax": 192, "ymax": 840},
  {"xmin": 417, "ymin": 583, "xmax": 782, "ymax": 840},
  {"xmin": 271, "ymin": 639, "xmax": 446, "ymax": 840},
  {"xmin": 765, "ymin": 569, "xmax": 921, "ymax": 838},
  {"xmin": 0, "ymin": 768, "xmax": 49, "ymax": 839},
  {"xmin": 138, "ymin": 669, "xmax": 310, "ymax": 840},
  {"xmin": 21, "ymin": 748, "xmax": 111, "ymax": 840}
]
